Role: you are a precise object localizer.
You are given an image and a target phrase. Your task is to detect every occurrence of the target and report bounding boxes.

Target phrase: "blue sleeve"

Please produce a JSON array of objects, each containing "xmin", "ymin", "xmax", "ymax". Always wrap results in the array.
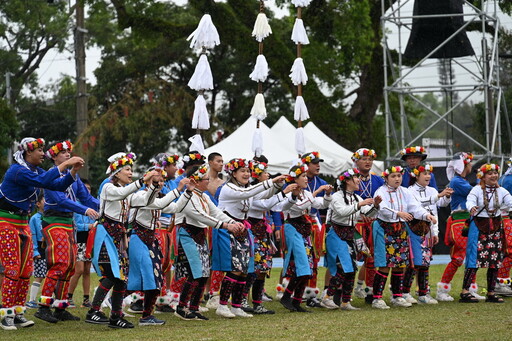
[
  {"xmin": 75, "ymin": 178, "xmax": 100, "ymax": 211},
  {"xmin": 429, "ymin": 173, "xmax": 438, "ymax": 191},
  {"xmin": 14, "ymin": 167, "xmax": 75, "ymax": 191},
  {"xmin": 45, "ymin": 188, "xmax": 91, "ymax": 215},
  {"xmin": 452, "ymin": 177, "xmax": 472, "ymax": 196},
  {"xmin": 29, "ymin": 215, "xmax": 41, "ymax": 257},
  {"xmin": 74, "ymin": 213, "xmax": 89, "ymax": 232},
  {"xmin": 271, "ymin": 211, "xmax": 283, "ymax": 231}
]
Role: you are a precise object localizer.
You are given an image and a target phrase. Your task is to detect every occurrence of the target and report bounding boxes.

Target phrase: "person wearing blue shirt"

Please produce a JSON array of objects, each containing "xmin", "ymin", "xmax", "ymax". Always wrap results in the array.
[
  {"xmin": 0, "ymin": 137, "xmax": 83, "ymax": 331},
  {"xmin": 400, "ymin": 146, "xmax": 438, "ymax": 190},
  {"xmin": 35, "ymin": 141, "xmax": 100, "ymax": 324},
  {"xmin": 27, "ymin": 195, "xmax": 47, "ymax": 309}
]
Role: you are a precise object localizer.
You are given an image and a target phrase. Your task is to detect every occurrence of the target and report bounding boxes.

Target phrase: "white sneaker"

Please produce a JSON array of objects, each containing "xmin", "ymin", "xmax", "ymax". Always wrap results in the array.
[
  {"xmin": 215, "ymin": 305, "xmax": 235, "ymax": 318},
  {"xmin": 319, "ymin": 289, "xmax": 327, "ymax": 300},
  {"xmin": 469, "ymin": 284, "xmax": 485, "ymax": 300},
  {"xmin": 391, "ymin": 297, "xmax": 412, "ymax": 307},
  {"xmin": 402, "ymin": 293, "xmax": 418, "ymax": 304},
  {"xmin": 340, "ymin": 302, "xmax": 361, "ymax": 311},
  {"xmin": 198, "ymin": 306, "xmax": 209, "ymax": 313},
  {"xmin": 354, "ymin": 287, "xmax": 366, "ymax": 299},
  {"xmin": 494, "ymin": 283, "xmax": 512, "ymax": 296},
  {"xmin": 436, "ymin": 291, "xmax": 454, "ymax": 302},
  {"xmin": 206, "ymin": 295, "xmax": 220, "ymax": 309},
  {"xmin": 417, "ymin": 295, "xmax": 438, "ymax": 304},
  {"xmin": 230, "ymin": 307, "xmax": 253, "ymax": 318},
  {"xmin": 320, "ymin": 296, "xmax": 339, "ymax": 310},
  {"xmin": 371, "ymin": 299, "xmax": 390, "ymax": 309}
]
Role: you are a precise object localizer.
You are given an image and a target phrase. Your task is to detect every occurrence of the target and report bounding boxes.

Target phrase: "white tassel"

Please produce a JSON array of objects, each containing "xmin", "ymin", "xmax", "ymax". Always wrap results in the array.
[
  {"xmin": 295, "ymin": 128, "xmax": 306, "ymax": 155},
  {"xmin": 252, "ymin": 12, "xmax": 272, "ymax": 42},
  {"xmin": 188, "ymin": 134, "xmax": 205, "ymax": 155},
  {"xmin": 291, "ymin": 19, "xmax": 309, "ymax": 45},
  {"xmin": 249, "ymin": 54, "xmax": 269, "ymax": 82},
  {"xmin": 192, "ymin": 95, "xmax": 210, "ymax": 130},
  {"xmin": 291, "ymin": 0, "xmax": 312, "ymax": 7},
  {"xmin": 250, "ymin": 93, "xmax": 267, "ymax": 121},
  {"xmin": 187, "ymin": 14, "xmax": 220, "ymax": 49},
  {"xmin": 252, "ymin": 128, "xmax": 263, "ymax": 157},
  {"xmin": 294, "ymin": 96, "xmax": 310, "ymax": 121},
  {"xmin": 188, "ymin": 54, "xmax": 214, "ymax": 91},
  {"xmin": 290, "ymin": 58, "xmax": 308, "ymax": 86}
]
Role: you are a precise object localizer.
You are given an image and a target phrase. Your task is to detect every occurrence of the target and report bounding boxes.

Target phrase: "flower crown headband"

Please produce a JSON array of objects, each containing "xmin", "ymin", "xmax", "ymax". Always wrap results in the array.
[
  {"xmin": 301, "ymin": 151, "xmax": 320, "ymax": 164},
  {"xmin": 411, "ymin": 164, "xmax": 434, "ymax": 178},
  {"xmin": 161, "ymin": 153, "xmax": 179, "ymax": 166},
  {"xmin": 106, "ymin": 152, "xmax": 137, "ymax": 175},
  {"xmin": 286, "ymin": 163, "xmax": 308, "ymax": 183},
  {"xmin": 336, "ymin": 168, "xmax": 360, "ymax": 186},
  {"xmin": 182, "ymin": 152, "xmax": 205, "ymax": 165},
  {"xmin": 19, "ymin": 138, "xmax": 45, "ymax": 152},
  {"xmin": 399, "ymin": 146, "xmax": 426, "ymax": 156},
  {"xmin": 224, "ymin": 158, "xmax": 248, "ymax": 175},
  {"xmin": 352, "ymin": 148, "xmax": 377, "ymax": 161},
  {"xmin": 249, "ymin": 160, "xmax": 268, "ymax": 178},
  {"xmin": 46, "ymin": 140, "xmax": 73, "ymax": 159},
  {"xmin": 382, "ymin": 165, "xmax": 404, "ymax": 177},
  {"xmin": 189, "ymin": 164, "xmax": 209, "ymax": 181},
  {"xmin": 477, "ymin": 163, "xmax": 500, "ymax": 179},
  {"xmin": 462, "ymin": 152, "xmax": 474, "ymax": 164}
]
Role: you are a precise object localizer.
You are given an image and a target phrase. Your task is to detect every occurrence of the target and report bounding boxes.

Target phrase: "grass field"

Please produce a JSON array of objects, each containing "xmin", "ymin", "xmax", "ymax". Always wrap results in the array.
[{"xmin": 11, "ymin": 264, "xmax": 512, "ymax": 340}]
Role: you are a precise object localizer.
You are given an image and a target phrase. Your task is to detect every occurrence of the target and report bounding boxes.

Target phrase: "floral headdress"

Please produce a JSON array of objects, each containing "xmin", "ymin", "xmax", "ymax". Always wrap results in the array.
[
  {"xmin": 351, "ymin": 148, "xmax": 377, "ymax": 162},
  {"xmin": 411, "ymin": 164, "xmax": 434, "ymax": 178},
  {"xmin": 382, "ymin": 165, "xmax": 404, "ymax": 177},
  {"xmin": 461, "ymin": 152, "xmax": 474, "ymax": 164},
  {"xmin": 46, "ymin": 140, "xmax": 73, "ymax": 159},
  {"xmin": 336, "ymin": 168, "xmax": 360, "ymax": 187},
  {"xmin": 477, "ymin": 163, "xmax": 500, "ymax": 179},
  {"xmin": 249, "ymin": 160, "xmax": 268, "ymax": 178},
  {"xmin": 189, "ymin": 164, "xmax": 209, "ymax": 181},
  {"xmin": 106, "ymin": 152, "xmax": 137, "ymax": 176},
  {"xmin": 399, "ymin": 146, "xmax": 427, "ymax": 161},
  {"xmin": 159, "ymin": 153, "xmax": 180, "ymax": 167},
  {"xmin": 224, "ymin": 158, "xmax": 248, "ymax": 175},
  {"xmin": 13, "ymin": 137, "xmax": 46, "ymax": 169},
  {"xmin": 301, "ymin": 151, "xmax": 323, "ymax": 164},
  {"xmin": 182, "ymin": 152, "xmax": 205, "ymax": 165},
  {"xmin": 286, "ymin": 163, "xmax": 308, "ymax": 183}
]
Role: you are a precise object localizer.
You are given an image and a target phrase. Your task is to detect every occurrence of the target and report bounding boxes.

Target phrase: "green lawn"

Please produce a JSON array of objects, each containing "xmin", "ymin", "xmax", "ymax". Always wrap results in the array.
[{"xmin": 12, "ymin": 265, "xmax": 512, "ymax": 340}]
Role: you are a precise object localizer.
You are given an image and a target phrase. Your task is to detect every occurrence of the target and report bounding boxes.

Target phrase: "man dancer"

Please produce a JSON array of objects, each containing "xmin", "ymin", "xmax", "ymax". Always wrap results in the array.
[{"xmin": 400, "ymin": 146, "xmax": 438, "ymax": 189}]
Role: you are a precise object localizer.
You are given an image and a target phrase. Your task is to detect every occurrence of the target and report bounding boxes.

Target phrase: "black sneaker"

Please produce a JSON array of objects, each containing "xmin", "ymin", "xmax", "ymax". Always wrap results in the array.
[
  {"xmin": 155, "ymin": 305, "xmax": 175, "ymax": 313},
  {"xmin": 85, "ymin": 310, "xmax": 109, "ymax": 325},
  {"xmin": 306, "ymin": 297, "xmax": 321, "ymax": 308},
  {"xmin": 54, "ymin": 309, "xmax": 80, "ymax": 321},
  {"xmin": 333, "ymin": 290, "xmax": 342, "ymax": 306},
  {"xmin": 34, "ymin": 306, "xmax": 59, "ymax": 323},
  {"xmin": 139, "ymin": 315, "xmax": 166, "ymax": 326},
  {"xmin": 109, "ymin": 316, "xmax": 134, "ymax": 329},
  {"xmin": 128, "ymin": 300, "xmax": 144, "ymax": 314},
  {"xmin": 191, "ymin": 311, "xmax": 209, "ymax": 321},
  {"xmin": 253, "ymin": 305, "xmax": 275, "ymax": 314},
  {"xmin": 1, "ymin": 316, "xmax": 17, "ymax": 330},
  {"xmin": 364, "ymin": 294, "xmax": 374, "ymax": 305},
  {"xmin": 279, "ymin": 296, "xmax": 297, "ymax": 312},
  {"xmin": 81, "ymin": 298, "xmax": 92, "ymax": 308},
  {"xmin": 293, "ymin": 302, "xmax": 313, "ymax": 313},
  {"xmin": 241, "ymin": 298, "xmax": 254, "ymax": 313},
  {"xmin": 13, "ymin": 314, "xmax": 35, "ymax": 328},
  {"xmin": 174, "ymin": 306, "xmax": 196, "ymax": 321}
]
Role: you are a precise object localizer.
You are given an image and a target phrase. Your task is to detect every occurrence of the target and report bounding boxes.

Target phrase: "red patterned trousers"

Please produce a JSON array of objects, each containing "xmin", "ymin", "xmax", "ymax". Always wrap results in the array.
[
  {"xmin": 156, "ymin": 227, "xmax": 172, "ymax": 294},
  {"xmin": 498, "ymin": 216, "xmax": 512, "ymax": 278},
  {"xmin": 441, "ymin": 216, "xmax": 469, "ymax": 284}
]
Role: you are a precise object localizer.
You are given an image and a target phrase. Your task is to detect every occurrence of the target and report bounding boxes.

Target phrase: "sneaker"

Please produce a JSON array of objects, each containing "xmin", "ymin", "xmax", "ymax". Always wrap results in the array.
[
  {"xmin": 68, "ymin": 299, "xmax": 76, "ymax": 308},
  {"xmin": 364, "ymin": 294, "xmax": 374, "ymax": 305},
  {"xmin": 54, "ymin": 309, "xmax": 80, "ymax": 321},
  {"xmin": 262, "ymin": 292, "xmax": 273, "ymax": 302},
  {"xmin": 391, "ymin": 297, "xmax": 412, "ymax": 307},
  {"xmin": 279, "ymin": 296, "xmax": 296, "ymax": 312},
  {"xmin": 197, "ymin": 306, "xmax": 209, "ymax": 313},
  {"xmin": 128, "ymin": 299, "xmax": 144, "ymax": 314},
  {"xmin": 320, "ymin": 296, "xmax": 339, "ymax": 310},
  {"xmin": 1, "ymin": 317, "xmax": 17, "ymax": 331},
  {"xmin": 81, "ymin": 299, "xmax": 92, "ymax": 308},
  {"xmin": 340, "ymin": 302, "xmax": 361, "ymax": 311},
  {"xmin": 240, "ymin": 297, "xmax": 254, "ymax": 313},
  {"xmin": 371, "ymin": 299, "xmax": 390, "ymax": 310},
  {"xmin": 206, "ymin": 295, "xmax": 220, "ymax": 310},
  {"xmin": 470, "ymin": 292, "xmax": 486, "ymax": 300},
  {"xmin": 253, "ymin": 305, "xmax": 275, "ymax": 314},
  {"xmin": 139, "ymin": 315, "xmax": 165, "ymax": 326},
  {"xmin": 231, "ymin": 307, "xmax": 253, "ymax": 318},
  {"xmin": 215, "ymin": 305, "xmax": 235, "ymax": 318},
  {"xmin": 494, "ymin": 284, "xmax": 512, "ymax": 296},
  {"xmin": 436, "ymin": 291, "xmax": 454, "ymax": 302},
  {"xmin": 354, "ymin": 287, "xmax": 366, "ymax": 299},
  {"xmin": 34, "ymin": 306, "xmax": 59, "ymax": 323},
  {"xmin": 306, "ymin": 297, "xmax": 321, "ymax": 308},
  {"xmin": 13, "ymin": 314, "xmax": 35, "ymax": 328},
  {"xmin": 417, "ymin": 295, "xmax": 438, "ymax": 305},
  {"xmin": 109, "ymin": 316, "xmax": 134, "ymax": 329},
  {"xmin": 85, "ymin": 310, "xmax": 109, "ymax": 325},
  {"xmin": 174, "ymin": 306, "xmax": 196, "ymax": 321},
  {"xmin": 402, "ymin": 293, "xmax": 418, "ymax": 304},
  {"xmin": 333, "ymin": 290, "xmax": 342, "ymax": 306},
  {"xmin": 275, "ymin": 292, "xmax": 283, "ymax": 301},
  {"xmin": 26, "ymin": 301, "xmax": 38, "ymax": 309},
  {"xmin": 292, "ymin": 302, "xmax": 312, "ymax": 313},
  {"xmin": 156, "ymin": 305, "xmax": 175, "ymax": 313},
  {"xmin": 191, "ymin": 311, "xmax": 209, "ymax": 320}
]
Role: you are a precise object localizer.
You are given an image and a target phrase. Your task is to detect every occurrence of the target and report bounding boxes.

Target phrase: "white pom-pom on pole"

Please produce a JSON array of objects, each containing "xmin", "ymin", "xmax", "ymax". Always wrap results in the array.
[
  {"xmin": 294, "ymin": 96, "xmax": 310, "ymax": 122},
  {"xmin": 291, "ymin": 0, "xmax": 312, "ymax": 7},
  {"xmin": 192, "ymin": 94, "xmax": 210, "ymax": 130},
  {"xmin": 252, "ymin": 128, "xmax": 264, "ymax": 157},
  {"xmin": 289, "ymin": 58, "xmax": 308, "ymax": 86},
  {"xmin": 252, "ymin": 12, "xmax": 272, "ymax": 42},
  {"xmin": 188, "ymin": 54, "xmax": 214, "ymax": 91},
  {"xmin": 250, "ymin": 93, "xmax": 267, "ymax": 121},
  {"xmin": 249, "ymin": 54, "xmax": 269, "ymax": 82},
  {"xmin": 187, "ymin": 14, "xmax": 220, "ymax": 49},
  {"xmin": 189, "ymin": 134, "xmax": 206, "ymax": 155},
  {"xmin": 295, "ymin": 127, "xmax": 306, "ymax": 155},
  {"xmin": 291, "ymin": 19, "xmax": 309, "ymax": 45}
]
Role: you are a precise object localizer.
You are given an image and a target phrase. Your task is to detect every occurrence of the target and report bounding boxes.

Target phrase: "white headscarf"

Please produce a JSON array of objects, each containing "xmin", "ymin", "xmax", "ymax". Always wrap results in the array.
[
  {"xmin": 446, "ymin": 152, "xmax": 468, "ymax": 181},
  {"xmin": 14, "ymin": 137, "xmax": 45, "ymax": 171}
]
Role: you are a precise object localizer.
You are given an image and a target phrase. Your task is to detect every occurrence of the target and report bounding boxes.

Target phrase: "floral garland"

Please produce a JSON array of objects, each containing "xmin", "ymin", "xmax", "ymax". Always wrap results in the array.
[
  {"xmin": 301, "ymin": 151, "xmax": 320, "ymax": 164},
  {"xmin": 336, "ymin": 168, "xmax": 360, "ymax": 186},
  {"xmin": 399, "ymin": 146, "xmax": 426, "ymax": 156},
  {"xmin": 46, "ymin": 140, "xmax": 73, "ymax": 158},
  {"xmin": 162, "ymin": 153, "xmax": 180, "ymax": 166},
  {"xmin": 182, "ymin": 152, "xmax": 205, "ymax": 165},
  {"xmin": 351, "ymin": 148, "xmax": 377, "ymax": 161},
  {"xmin": 224, "ymin": 158, "xmax": 248, "ymax": 174},
  {"xmin": 462, "ymin": 152, "xmax": 474, "ymax": 165},
  {"xmin": 286, "ymin": 163, "xmax": 308, "ymax": 183},
  {"xmin": 249, "ymin": 160, "xmax": 268, "ymax": 178},
  {"xmin": 477, "ymin": 163, "xmax": 500, "ymax": 179},
  {"xmin": 189, "ymin": 164, "xmax": 209, "ymax": 181},
  {"xmin": 411, "ymin": 164, "xmax": 434, "ymax": 177},
  {"xmin": 382, "ymin": 165, "xmax": 404, "ymax": 177},
  {"xmin": 108, "ymin": 152, "xmax": 136, "ymax": 174},
  {"xmin": 20, "ymin": 138, "xmax": 45, "ymax": 152}
]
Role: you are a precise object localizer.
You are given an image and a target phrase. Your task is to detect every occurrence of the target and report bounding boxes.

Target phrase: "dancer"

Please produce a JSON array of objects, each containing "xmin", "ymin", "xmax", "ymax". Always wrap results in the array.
[
  {"xmin": 26, "ymin": 195, "xmax": 46, "ymax": 308},
  {"xmin": 371, "ymin": 166, "xmax": 436, "ymax": 309},
  {"xmin": 496, "ymin": 158, "xmax": 512, "ymax": 295},
  {"xmin": 400, "ymin": 146, "xmax": 438, "ymax": 189},
  {"xmin": 0, "ymin": 137, "xmax": 84, "ymax": 331},
  {"xmin": 321, "ymin": 168, "xmax": 381, "ymax": 310},
  {"xmin": 459, "ymin": 163, "xmax": 512, "ymax": 303},
  {"xmin": 405, "ymin": 164, "xmax": 452, "ymax": 304},
  {"xmin": 280, "ymin": 163, "xmax": 332, "ymax": 313}
]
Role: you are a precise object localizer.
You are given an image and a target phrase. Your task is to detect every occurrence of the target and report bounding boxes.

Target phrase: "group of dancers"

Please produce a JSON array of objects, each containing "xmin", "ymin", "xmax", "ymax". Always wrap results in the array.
[{"xmin": 1, "ymin": 137, "xmax": 512, "ymax": 331}]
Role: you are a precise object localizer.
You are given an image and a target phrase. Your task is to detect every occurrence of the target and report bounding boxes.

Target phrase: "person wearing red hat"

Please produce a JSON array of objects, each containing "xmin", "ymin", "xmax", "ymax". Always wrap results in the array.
[{"xmin": 399, "ymin": 146, "xmax": 438, "ymax": 190}]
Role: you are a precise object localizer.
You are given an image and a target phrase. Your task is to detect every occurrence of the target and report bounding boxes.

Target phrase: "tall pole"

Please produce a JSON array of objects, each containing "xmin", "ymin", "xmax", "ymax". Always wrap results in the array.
[{"xmin": 75, "ymin": 0, "xmax": 88, "ymax": 177}]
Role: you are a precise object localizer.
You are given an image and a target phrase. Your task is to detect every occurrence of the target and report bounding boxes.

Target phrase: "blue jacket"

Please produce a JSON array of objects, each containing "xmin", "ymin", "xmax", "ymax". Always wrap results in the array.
[
  {"xmin": 499, "ymin": 174, "xmax": 512, "ymax": 194},
  {"xmin": 0, "ymin": 164, "xmax": 75, "ymax": 214},
  {"xmin": 449, "ymin": 175, "xmax": 472, "ymax": 211},
  {"xmin": 74, "ymin": 211, "xmax": 96, "ymax": 232},
  {"xmin": 160, "ymin": 178, "xmax": 179, "ymax": 219},
  {"xmin": 355, "ymin": 173, "xmax": 384, "ymax": 199},
  {"xmin": 29, "ymin": 212, "xmax": 44, "ymax": 257},
  {"xmin": 306, "ymin": 175, "xmax": 328, "ymax": 217}
]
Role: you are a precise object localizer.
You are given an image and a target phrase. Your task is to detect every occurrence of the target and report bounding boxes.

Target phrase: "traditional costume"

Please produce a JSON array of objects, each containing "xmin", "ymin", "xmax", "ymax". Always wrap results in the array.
[
  {"xmin": 400, "ymin": 146, "xmax": 438, "ymax": 190},
  {"xmin": 496, "ymin": 158, "xmax": 512, "ymax": 295}
]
